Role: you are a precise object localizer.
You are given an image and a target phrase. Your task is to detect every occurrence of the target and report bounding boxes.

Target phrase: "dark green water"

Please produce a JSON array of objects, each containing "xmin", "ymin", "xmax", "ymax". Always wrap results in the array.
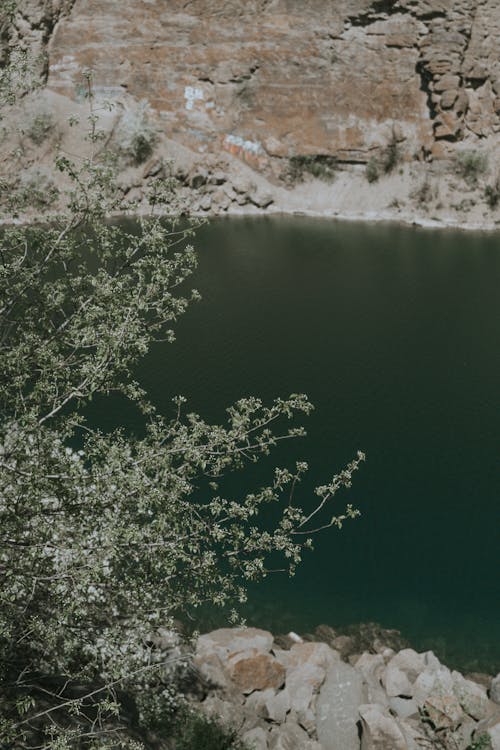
[{"xmin": 91, "ymin": 217, "xmax": 500, "ymax": 672}]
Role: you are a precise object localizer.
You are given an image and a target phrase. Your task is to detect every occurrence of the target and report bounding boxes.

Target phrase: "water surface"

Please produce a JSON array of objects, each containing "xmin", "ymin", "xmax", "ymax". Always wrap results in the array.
[{"xmin": 90, "ymin": 217, "xmax": 500, "ymax": 672}]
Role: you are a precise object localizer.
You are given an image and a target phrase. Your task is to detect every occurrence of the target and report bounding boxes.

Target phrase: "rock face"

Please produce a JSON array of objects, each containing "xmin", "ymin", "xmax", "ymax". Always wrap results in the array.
[{"xmin": 3, "ymin": 0, "xmax": 499, "ymax": 174}]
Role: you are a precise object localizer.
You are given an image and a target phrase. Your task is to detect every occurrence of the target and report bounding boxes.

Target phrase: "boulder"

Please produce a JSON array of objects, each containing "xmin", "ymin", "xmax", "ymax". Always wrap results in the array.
[
  {"xmin": 193, "ymin": 651, "xmax": 230, "ymax": 690},
  {"xmin": 197, "ymin": 628, "xmax": 273, "ymax": 660},
  {"xmin": 388, "ymin": 697, "xmax": 418, "ymax": 720},
  {"xmin": 228, "ymin": 649, "xmax": 286, "ymax": 694},
  {"xmin": 269, "ymin": 721, "xmax": 321, "ymax": 750},
  {"xmin": 359, "ymin": 704, "xmax": 407, "ymax": 750},
  {"xmin": 200, "ymin": 695, "xmax": 245, "ymax": 731},
  {"xmin": 242, "ymin": 727, "xmax": 269, "ymax": 750},
  {"xmin": 434, "ymin": 74, "xmax": 461, "ymax": 92},
  {"xmin": 440, "ymin": 89, "xmax": 459, "ymax": 109},
  {"xmin": 413, "ymin": 666, "xmax": 454, "ymax": 705},
  {"xmin": 474, "ymin": 712, "xmax": 500, "ymax": 750},
  {"xmin": 316, "ymin": 660, "xmax": 365, "ymax": 750},
  {"xmin": 246, "ymin": 688, "xmax": 291, "ymax": 724},
  {"xmin": 249, "ymin": 186, "xmax": 274, "ymax": 208},
  {"xmin": 383, "ymin": 665, "xmax": 413, "ymax": 698},
  {"xmin": 452, "ymin": 670, "xmax": 490, "ymax": 720},
  {"xmin": 491, "ymin": 674, "xmax": 500, "ymax": 704},
  {"xmin": 355, "ymin": 653, "xmax": 388, "ymax": 706},
  {"xmin": 424, "ymin": 694, "xmax": 463, "ymax": 730}
]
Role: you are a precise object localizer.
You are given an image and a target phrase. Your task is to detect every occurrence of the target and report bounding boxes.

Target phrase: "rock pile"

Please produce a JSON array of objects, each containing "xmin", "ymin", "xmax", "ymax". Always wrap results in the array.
[{"xmin": 191, "ymin": 626, "xmax": 500, "ymax": 750}]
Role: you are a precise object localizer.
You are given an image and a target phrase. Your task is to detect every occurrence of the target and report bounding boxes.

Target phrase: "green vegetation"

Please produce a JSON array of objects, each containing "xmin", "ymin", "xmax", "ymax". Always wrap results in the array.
[
  {"xmin": 287, "ymin": 154, "xmax": 338, "ymax": 183},
  {"xmin": 382, "ymin": 130, "xmax": 400, "ymax": 174},
  {"xmin": 411, "ymin": 178, "xmax": 437, "ymax": 208},
  {"xmin": 484, "ymin": 173, "xmax": 500, "ymax": 208},
  {"xmin": 25, "ymin": 111, "xmax": 54, "ymax": 145},
  {"xmin": 470, "ymin": 734, "xmax": 493, "ymax": 750},
  {"xmin": 116, "ymin": 100, "xmax": 158, "ymax": 165},
  {"xmin": 0, "ymin": 59, "xmax": 363, "ymax": 748},
  {"xmin": 366, "ymin": 156, "xmax": 379, "ymax": 183},
  {"xmin": 175, "ymin": 712, "xmax": 249, "ymax": 750},
  {"xmin": 454, "ymin": 150, "xmax": 488, "ymax": 186}
]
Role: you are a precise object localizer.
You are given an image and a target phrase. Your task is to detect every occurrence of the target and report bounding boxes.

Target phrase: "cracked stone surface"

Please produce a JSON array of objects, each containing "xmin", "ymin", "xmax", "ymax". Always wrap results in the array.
[{"xmin": 3, "ymin": 0, "xmax": 498, "ymax": 173}]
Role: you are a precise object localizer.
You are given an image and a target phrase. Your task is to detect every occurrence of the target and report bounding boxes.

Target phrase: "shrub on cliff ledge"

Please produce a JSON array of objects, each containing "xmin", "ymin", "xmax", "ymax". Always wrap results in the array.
[
  {"xmin": 454, "ymin": 149, "xmax": 488, "ymax": 186},
  {"xmin": 0, "ymin": 62, "xmax": 364, "ymax": 748}
]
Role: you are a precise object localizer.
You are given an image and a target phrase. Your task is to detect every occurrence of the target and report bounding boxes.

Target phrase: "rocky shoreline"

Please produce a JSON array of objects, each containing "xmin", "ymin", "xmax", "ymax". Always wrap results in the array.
[{"xmin": 179, "ymin": 624, "xmax": 500, "ymax": 750}]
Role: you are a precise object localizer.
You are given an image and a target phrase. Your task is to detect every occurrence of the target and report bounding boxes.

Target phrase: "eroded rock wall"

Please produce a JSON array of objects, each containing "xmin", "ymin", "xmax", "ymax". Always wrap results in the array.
[{"xmin": 38, "ymin": 0, "xmax": 500, "ymax": 172}]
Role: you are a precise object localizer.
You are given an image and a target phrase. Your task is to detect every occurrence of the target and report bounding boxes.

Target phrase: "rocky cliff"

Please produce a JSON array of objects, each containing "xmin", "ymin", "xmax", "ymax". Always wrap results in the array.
[
  {"xmin": 2, "ymin": 0, "xmax": 500, "ymax": 226},
  {"xmin": 7, "ymin": 0, "xmax": 500, "ymax": 163}
]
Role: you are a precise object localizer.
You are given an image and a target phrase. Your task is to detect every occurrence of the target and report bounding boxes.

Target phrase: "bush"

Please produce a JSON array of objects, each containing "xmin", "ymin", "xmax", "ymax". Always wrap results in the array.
[
  {"xmin": 366, "ymin": 156, "xmax": 379, "ymax": 183},
  {"xmin": 175, "ymin": 711, "xmax": 249, "ymax": 750},
  {"xmin": 16, "ymin": 165, "xmax": 59, "ymax": 208},
  {"xmin": 287, "ymin": 154, "xmax": 337, "ymax": 183},
  {"xmin": 382, "ymin": 130, "xmax": 401, "ymax": 174},
  {"xmin": 484, "ymin": 173, "xmax": 500, "ymax": 208},
  {"xmin": 25, "ymin": 111, "xmax": 54, "ymax": 145},
  {"xmin": 411, "ymin": 178, "xmax": 437, "ymax": 207},
  {"xmin": 116, "ymin": 100, "xmax": 158, "ymax": 165},
  {"xmin": 454, "ymin": 150, "xmax": 488, "ymax": 185}
]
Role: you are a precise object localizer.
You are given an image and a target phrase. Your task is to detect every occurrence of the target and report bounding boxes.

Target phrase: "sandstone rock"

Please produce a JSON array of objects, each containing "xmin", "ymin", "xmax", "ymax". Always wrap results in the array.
[
  {"xmin": 246, "ymin": 688, "xmax": 291, "ymax": 724},
  {"xmin": 385, "ymin": 649, "xmax": 426, "ymax": 687},
  {"xmin": 359, "ymin": 703, "xmax": 407, "ymax": 750},
  {"xmin": 465, "ymin": 673, "xmax": 492, "ymax": 691},
  {"xmin": 193, "ymin": 651, "xmax": 230, "ymax": 690},
  {"xmin": 316, "ymin": 660, "xmax": 365, "ymax": 750},
  {"xmin": 228, "ymin": 649, "xmax": 286, "ymax": 694},
  {"xmin": 413, "ymin": 666, "xmax": 454, "ymax": 705},
  {"xmin": 209, "ymin": 170, "xmax": 227, "ymax": 185},
  {"xmin": 248, "ymin": 186, "xmax": 274, "ymax": 208},
  {"xmin": 383, "ymin": 664, "xmax": 413, "ymax": 698},
  {"xmin": 474, "ymin": 712, "xmax": 500, "ymax": 750},
  {"xmin": 354, "ymin": 653, "xmax": 388, "ymax": 706},
  {"xmin": 388, "ymin": 697, "xmax": 418, "ymax": 720},
  {"xmin": 275, "ymin": 641, "xmax": 338, "ymax": 732},
  {"xmin": 451, "ymin": 719, "xmax": 477, "ymax": 750},
  {"xmin": 424, "ymin": 694, "xmax": 463, "ymax": 729},
  {"xmin": 452, "ymin": 670, "xmax": 490, "ymax": 720},
  {"xmin": 440, "ymin": 89, "xmax": 459, "ymax": 109},
  {"xmin": 269, "ymin": 721, "xmax": 321, "ymax": 750},
  {"xmin": 434, "ymin": 74, "xmax": 461, "ymax": 92},
  {"xmin": 197, "ymin": 628, "xmax": 274, "ymax": 660},
  {"xmin": 242, "ymin": 727, "xmax": 269, "ymax": 750},
  {"xmin": 200, "ymin": 695, "xmax": 245, "ymax": 731},
  {"xmin": 491, "ymin": 674, "xmax": 500, "ymax": 704}
]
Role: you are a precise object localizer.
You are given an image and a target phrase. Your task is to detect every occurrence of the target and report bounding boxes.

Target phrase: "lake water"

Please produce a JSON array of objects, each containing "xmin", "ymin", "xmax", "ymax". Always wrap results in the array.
[{"xmin": 90, "ymin": 216, "xmax": 500, "ymax": 672}]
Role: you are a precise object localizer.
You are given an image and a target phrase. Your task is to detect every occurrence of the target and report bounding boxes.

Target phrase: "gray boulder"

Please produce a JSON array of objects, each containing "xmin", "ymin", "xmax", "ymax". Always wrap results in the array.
[
  {"xmin": 491, "ymin": 674, "xmax": 500, "ymax": 704},
  {"xmin": 242, "ymin": 727, "xmax": 269, "ymax": 750},
  {"xmin": 359, "ymin": 704, "xmax": 407, "ymax": 750},
  {"xmin": 316, "ymin": 660, "xmax": 365, "ymax": 750},
  {"xmin": 269, "ymin": 721, "xmax": 321, "ymax": 750}
]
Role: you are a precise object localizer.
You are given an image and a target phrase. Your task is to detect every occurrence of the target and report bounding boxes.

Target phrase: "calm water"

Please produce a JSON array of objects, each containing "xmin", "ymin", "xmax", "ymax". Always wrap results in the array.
[{"xmin": 90, "ymin": 217, "xmax": 500, "ymax": 672}]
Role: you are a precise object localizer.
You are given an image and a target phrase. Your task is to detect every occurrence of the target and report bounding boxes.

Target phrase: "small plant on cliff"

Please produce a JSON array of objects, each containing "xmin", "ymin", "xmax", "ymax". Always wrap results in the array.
[
  {"xmin": 25, "ymin": 110, "xmax": 54, "ymax": 145},
  {"xmin": 175, "ymin": 711, "xmax": 250, "ymax": 750},
  {"xmin": 366, "ymin": 156, "xmax": 379, "ymax": 183},
  {"xmin": 116, "ymin": 99, "xmax": 159, "ymax": 165},
  {"xmin": 484, "ymin": 172, "xmax": 500, "ymax": 208},
  {"xmin": 286, "ymin": 154, "xmax": 338, "ymax": 184},
  {"xmin": 0, "ymin": 60, "xmax": 364, "ymax": 749},
  {"xmin": 454, "ymin": 150, "xmax": 488, "ymax": 186},
  {"xmin": 382, "ymin": 128, "xmax": 401, "ymax": 174},
  {"xmin": 411, "ymin": 178, "xmax": 438, "ymax": 208},
  {"xmin": 470, "ymin": 733, "xmax": 493, "ymax": 750}
]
